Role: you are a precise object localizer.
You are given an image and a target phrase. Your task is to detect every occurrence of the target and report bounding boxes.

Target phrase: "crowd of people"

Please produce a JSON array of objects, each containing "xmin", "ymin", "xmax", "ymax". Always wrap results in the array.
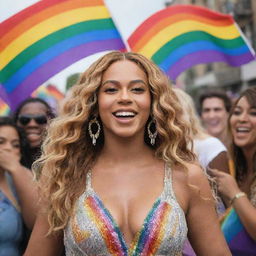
[{"xmin": 0, "ymin": 51, "xmax": 255, "ymax": 256}]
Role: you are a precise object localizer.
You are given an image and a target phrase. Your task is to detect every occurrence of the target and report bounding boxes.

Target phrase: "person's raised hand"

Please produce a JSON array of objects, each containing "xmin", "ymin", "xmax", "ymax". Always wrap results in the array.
[
  {"xmin": 209, "ymin": 168, "xmax": 241, "ymax": 203},
  {"xmin": 0, "ymin": 148, "xmax": 22, "ymax": 174}
]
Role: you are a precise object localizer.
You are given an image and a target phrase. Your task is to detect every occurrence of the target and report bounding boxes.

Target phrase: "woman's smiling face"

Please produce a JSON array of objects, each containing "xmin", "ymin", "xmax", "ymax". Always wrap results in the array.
[
  {"xmin": 0, "ymin": 125, "xmax": 21, "ymax": 158},
  {"xmin": 230, "ymin": 96, "xmax": 256, "ymax": 150},
  {"xmin": 98, "ymin": 60, "xmax": 151, "ymax": 141}
]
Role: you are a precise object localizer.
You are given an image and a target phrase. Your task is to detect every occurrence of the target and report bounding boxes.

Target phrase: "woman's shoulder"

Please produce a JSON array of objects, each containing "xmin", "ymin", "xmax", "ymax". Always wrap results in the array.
[
  {"xmin": 172, "ymin": 162, "xmax": 206, "ymax": 181},
  {"xmin": 171, "ymin": 162, "xmax": 212, "ymax": 213},
  {"xmin": 173, "ymin": 162, "xmax": 212, "ymax": 195},
  {"xmin": 171, "ymin": 162, "xmax": 210, "ymax": 191}
]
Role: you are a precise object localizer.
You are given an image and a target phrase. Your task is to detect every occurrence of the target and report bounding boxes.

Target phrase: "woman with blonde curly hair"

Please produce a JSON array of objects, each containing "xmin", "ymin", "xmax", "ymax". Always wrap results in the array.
[{"xmin": 25, "ymin": 51, "xmax": 230, "ymax": 256}]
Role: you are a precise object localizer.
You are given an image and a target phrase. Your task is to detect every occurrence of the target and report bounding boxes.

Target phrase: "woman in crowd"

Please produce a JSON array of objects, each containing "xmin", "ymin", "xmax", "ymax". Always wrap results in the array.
[
  {"xmin": 13, "ymin": 98, "xmax": 55, "ymax": 166},
  {"xmin": 25, "ymin": 51, "xmax": 230, "ymax": 255},
  {"xmin": 211, "ymin": 87, "xmax": 256, "ymax": 255},
  {"xmin": 0, "ymin": 117, "xmax": 37, "ymax": 256}
]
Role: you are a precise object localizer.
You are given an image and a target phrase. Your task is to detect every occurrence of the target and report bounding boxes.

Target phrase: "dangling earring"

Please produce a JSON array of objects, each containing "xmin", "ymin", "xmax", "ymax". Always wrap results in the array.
[
  {"xmin": 88, "ymin": 117, "xmax": 101, "ymax": 146},
  {"xmin": 147, "ymin": 118, "xmax": 157, "ymax": 146}
]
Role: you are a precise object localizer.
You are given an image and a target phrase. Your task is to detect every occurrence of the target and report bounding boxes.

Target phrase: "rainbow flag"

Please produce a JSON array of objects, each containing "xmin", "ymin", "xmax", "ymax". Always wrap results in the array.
[
  {"xmin": 0, "ymin": 0, "xmax": 126, "ymax": 110},
  {"xmin": 46, "ymin": 85, "xmax": 65, "ymax": 101},
  {"xmin": 32, "ymin": 84, "xmax": 65, "ymax": 113},
  {"xmin": 221, "ymin": 207, "xmax": 256, "ymax": 255},
  {"xmin": 128, "ymin": 5, "xmax": 255, "ymax": 81},
  {"xmin": 0, "ymin": 99, "xmax": 10, "ymax": 116},
  {"xmin": 32, "ymin": 84, "xmax": 64, "ymax": 101}
]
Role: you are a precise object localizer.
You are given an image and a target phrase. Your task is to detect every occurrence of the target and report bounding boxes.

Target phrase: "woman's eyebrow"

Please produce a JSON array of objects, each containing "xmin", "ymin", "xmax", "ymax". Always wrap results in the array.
[
  {"xmin": 129, "ymin": 79, "xmax": 147, "ymax": 85},
  {"xmin": 101, "ymin": 80, "xmax": 119, "ymax": 86},
  {"xmin": 102, "ymin": 79, "xmax": 147, "ymax": 86}
]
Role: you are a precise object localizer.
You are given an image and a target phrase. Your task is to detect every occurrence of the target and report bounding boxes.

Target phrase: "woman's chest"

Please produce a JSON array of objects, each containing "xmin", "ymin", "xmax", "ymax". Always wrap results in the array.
[
  {"xmin": 64, "ymin": 191, "xmax": 187, "ymax": 256},
  {"xmin": 0, "ymin": 192, "xmax": 23, "ymax": 242}
]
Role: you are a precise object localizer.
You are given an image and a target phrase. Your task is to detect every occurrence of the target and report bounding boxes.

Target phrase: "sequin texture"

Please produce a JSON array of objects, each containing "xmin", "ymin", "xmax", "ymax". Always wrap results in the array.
[{"xmin": 64, "ymin": 164, "xmax": 188, "ymax": 255}]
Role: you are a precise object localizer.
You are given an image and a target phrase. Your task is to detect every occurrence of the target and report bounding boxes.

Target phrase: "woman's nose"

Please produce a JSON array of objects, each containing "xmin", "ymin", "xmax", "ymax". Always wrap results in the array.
[
  {"xmin": 238, "ymin": 112, "xmax": 249, "ymax": 122},
  {"xmin": 117, "ymin": 89, "xmax": 132, "ymax": 104}
]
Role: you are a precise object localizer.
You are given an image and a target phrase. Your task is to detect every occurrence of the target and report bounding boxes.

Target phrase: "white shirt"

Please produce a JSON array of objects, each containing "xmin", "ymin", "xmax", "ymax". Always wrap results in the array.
[{"xmin": 194, "ymin": 136, "xmax": 227, "ymax": 169}]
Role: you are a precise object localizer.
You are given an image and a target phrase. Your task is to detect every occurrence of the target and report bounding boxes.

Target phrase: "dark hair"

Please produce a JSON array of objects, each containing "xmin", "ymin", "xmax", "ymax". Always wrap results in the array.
[
  {"xmin": 198, "ymin": 90, "xmax": 232, "ymax": 114},
  {"xmin": 13, "ymin": 97, "xmax": 55, "ymax": 122},
  {"xmin": 228, "ymin": 87, "xmax": 256, "ymax": 182},
  {"xmin": 0, "ymin": 117, "xmax": 32, "ymax": 168}
]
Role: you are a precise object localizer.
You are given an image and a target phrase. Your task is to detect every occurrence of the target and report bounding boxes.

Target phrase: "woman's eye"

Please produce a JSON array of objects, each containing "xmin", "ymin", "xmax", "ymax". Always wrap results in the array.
[
  {"xmin": 13, "ymin": 144, "xmax": 20, "ymax": 148},
  {"xmin": 250, "ymin": 111, "xmax": 256, "ymax": 116},
  {"xmin": 233, "ymin": 110, "xmax": 241, "ymax": 115},
  {"xmin": 104, "ymin": 88, "xmax": 117, "ymax": 93},
  {"xmin": 132, "ymin": 87, "xmax": 145, "ymax": 93}
]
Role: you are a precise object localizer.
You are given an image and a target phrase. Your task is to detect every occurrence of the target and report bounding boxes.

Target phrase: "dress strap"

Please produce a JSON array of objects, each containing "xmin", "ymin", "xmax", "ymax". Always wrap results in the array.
[
  {"xmin": 85, "ymin": 170, "xmax": 93, "ymax": 192},
  {"xmin": 163, "ymin": 163, "xmax": 174, "ymax": 198}
]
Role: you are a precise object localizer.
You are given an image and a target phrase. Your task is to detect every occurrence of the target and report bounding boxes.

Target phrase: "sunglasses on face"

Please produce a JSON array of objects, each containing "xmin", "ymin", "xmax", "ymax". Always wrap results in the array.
[{"xmin": 18, "ymin": 115, "xmax": 48, "ymax": 126}]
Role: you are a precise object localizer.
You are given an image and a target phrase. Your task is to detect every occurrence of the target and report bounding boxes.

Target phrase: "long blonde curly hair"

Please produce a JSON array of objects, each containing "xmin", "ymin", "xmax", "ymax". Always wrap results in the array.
[
  {"xmin": 173, "ymin": 88, "xmax": 208, "ymax": 140},
  {"xmin": 34, "ymin": 51, "xmax": 196, "ymax": 234}
]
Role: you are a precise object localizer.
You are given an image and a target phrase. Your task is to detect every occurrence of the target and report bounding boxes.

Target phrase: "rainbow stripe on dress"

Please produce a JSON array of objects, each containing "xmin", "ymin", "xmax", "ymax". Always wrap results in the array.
[{"xmin": 83, "ymin": 195, "xmax": 172, "ymax": 256}]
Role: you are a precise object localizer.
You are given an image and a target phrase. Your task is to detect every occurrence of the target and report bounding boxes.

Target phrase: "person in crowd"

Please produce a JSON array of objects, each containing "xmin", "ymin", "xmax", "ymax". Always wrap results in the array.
[
  {"xmin": 174, "ymin": 88, "xmax": 230, "ymax": 175},
  {"xmin": 0, "ymin": 117, "xmax": 37, "ymax": 256},
  {"xmin": 211, "ymin": 87, "xmax": 256, "ymax": 254},
  {"xmin": 173, "ymin": 88, "xmax": 230, "ymax": 256},
  {"xmin": 13, "ymin": 98, "xmax": 55, "ymax": 165},
  {"xmin": 199, "ymin": 90, "xmax": 232, "ymax": 149},
  {"xmin": 24, "ymin": 51, "xmax": 231, "ymax": 256}
]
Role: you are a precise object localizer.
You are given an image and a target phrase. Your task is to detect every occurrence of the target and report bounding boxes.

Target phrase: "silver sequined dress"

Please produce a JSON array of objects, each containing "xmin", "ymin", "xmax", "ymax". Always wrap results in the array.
[{"xmin": 64, "ymin": 164, "xmax": 188, "ymax": 255}]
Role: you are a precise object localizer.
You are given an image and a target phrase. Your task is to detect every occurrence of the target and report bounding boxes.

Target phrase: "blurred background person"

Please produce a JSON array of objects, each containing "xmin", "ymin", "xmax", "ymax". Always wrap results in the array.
[
  {"xmin": 199, "ymin": 90, "xmax": 232, "ymax": 149},
  {"xmin": 174, "ymin": 88, "xmax": 230, "ymax": 256},
  {"xmin": 211, "ymin": 87, "xmax": 256, "ymax": 255},
  {"xmin": 13, "ymin": 98, "xmax": 55, "ymax": 166},
  {"xmin": 174, "ymin": 88, "xmax": 230, "ymax": 176},
  {"xmin": 0, "ymin": 117, "xmax": 37, "ymax": 256}
]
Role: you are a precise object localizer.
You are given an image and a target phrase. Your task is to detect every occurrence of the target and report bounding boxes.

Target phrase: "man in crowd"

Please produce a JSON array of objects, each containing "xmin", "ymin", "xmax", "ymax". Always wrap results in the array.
[{"xmin": 199, "ymin": 90, "xmax": 232, "ymax": 149}]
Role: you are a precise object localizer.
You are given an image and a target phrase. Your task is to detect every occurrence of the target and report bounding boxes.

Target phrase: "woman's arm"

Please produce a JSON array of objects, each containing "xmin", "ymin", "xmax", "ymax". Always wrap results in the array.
[
  {"xmin": 0, "ymin": 149, "xmax": 37, "ymax": 229},
  {"xmin": 186, "ymin": 164, "xmax": 231, "ymax": 255},
  {"xmin": 211, "ymin": 169, "xmax": 256, "ymax": 240},
  {"xmin": 208, "ymin": 151, "xmax": 230, "ymax": 174},
  {"xmin": 24, "ymin": 213, "xmax": 64, "ymax": 256}
]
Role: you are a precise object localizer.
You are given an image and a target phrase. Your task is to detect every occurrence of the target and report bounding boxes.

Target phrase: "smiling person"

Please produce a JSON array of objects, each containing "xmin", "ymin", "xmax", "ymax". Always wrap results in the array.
[
  {"xmin": 211, "ymin": 87, "xmax": 256, "ymax": 254},
  {"xmin": 24, "ymin": 51, "xmax": 230, "ymax": 256},
  {"xmin": 199, "ymin": 90, "xmax": 232, "ymax": 149},
  {"xmin": 13, "ymin": 98, "xmax": 55, "ymax": 165}
]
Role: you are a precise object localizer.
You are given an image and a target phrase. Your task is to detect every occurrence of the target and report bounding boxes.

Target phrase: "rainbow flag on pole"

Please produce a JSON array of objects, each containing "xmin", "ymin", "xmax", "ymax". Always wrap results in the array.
[
  {"xmin": 0, "ymin": 99, "xmax": 10, "ymax": 116},
  {"xmin": 32, "ymin": 84, "xmax": 64, "ymax": 101},
  {"xmin": 0, "ymin": 0, "xmax": 126, "ymax": 110},
  {"xmin": 128, "ymin": 5, "xmax": 255, "ymax": 81},
  {"xmin": 32, "ymin": 84, "xmax": 64, "ymax": 113}
]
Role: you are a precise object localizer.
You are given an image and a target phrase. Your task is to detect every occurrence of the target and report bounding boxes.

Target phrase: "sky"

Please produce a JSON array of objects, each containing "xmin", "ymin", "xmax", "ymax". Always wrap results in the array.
[{"xmin": 0, "ymin": 0, "xmax": 166, "ymax": 93}]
